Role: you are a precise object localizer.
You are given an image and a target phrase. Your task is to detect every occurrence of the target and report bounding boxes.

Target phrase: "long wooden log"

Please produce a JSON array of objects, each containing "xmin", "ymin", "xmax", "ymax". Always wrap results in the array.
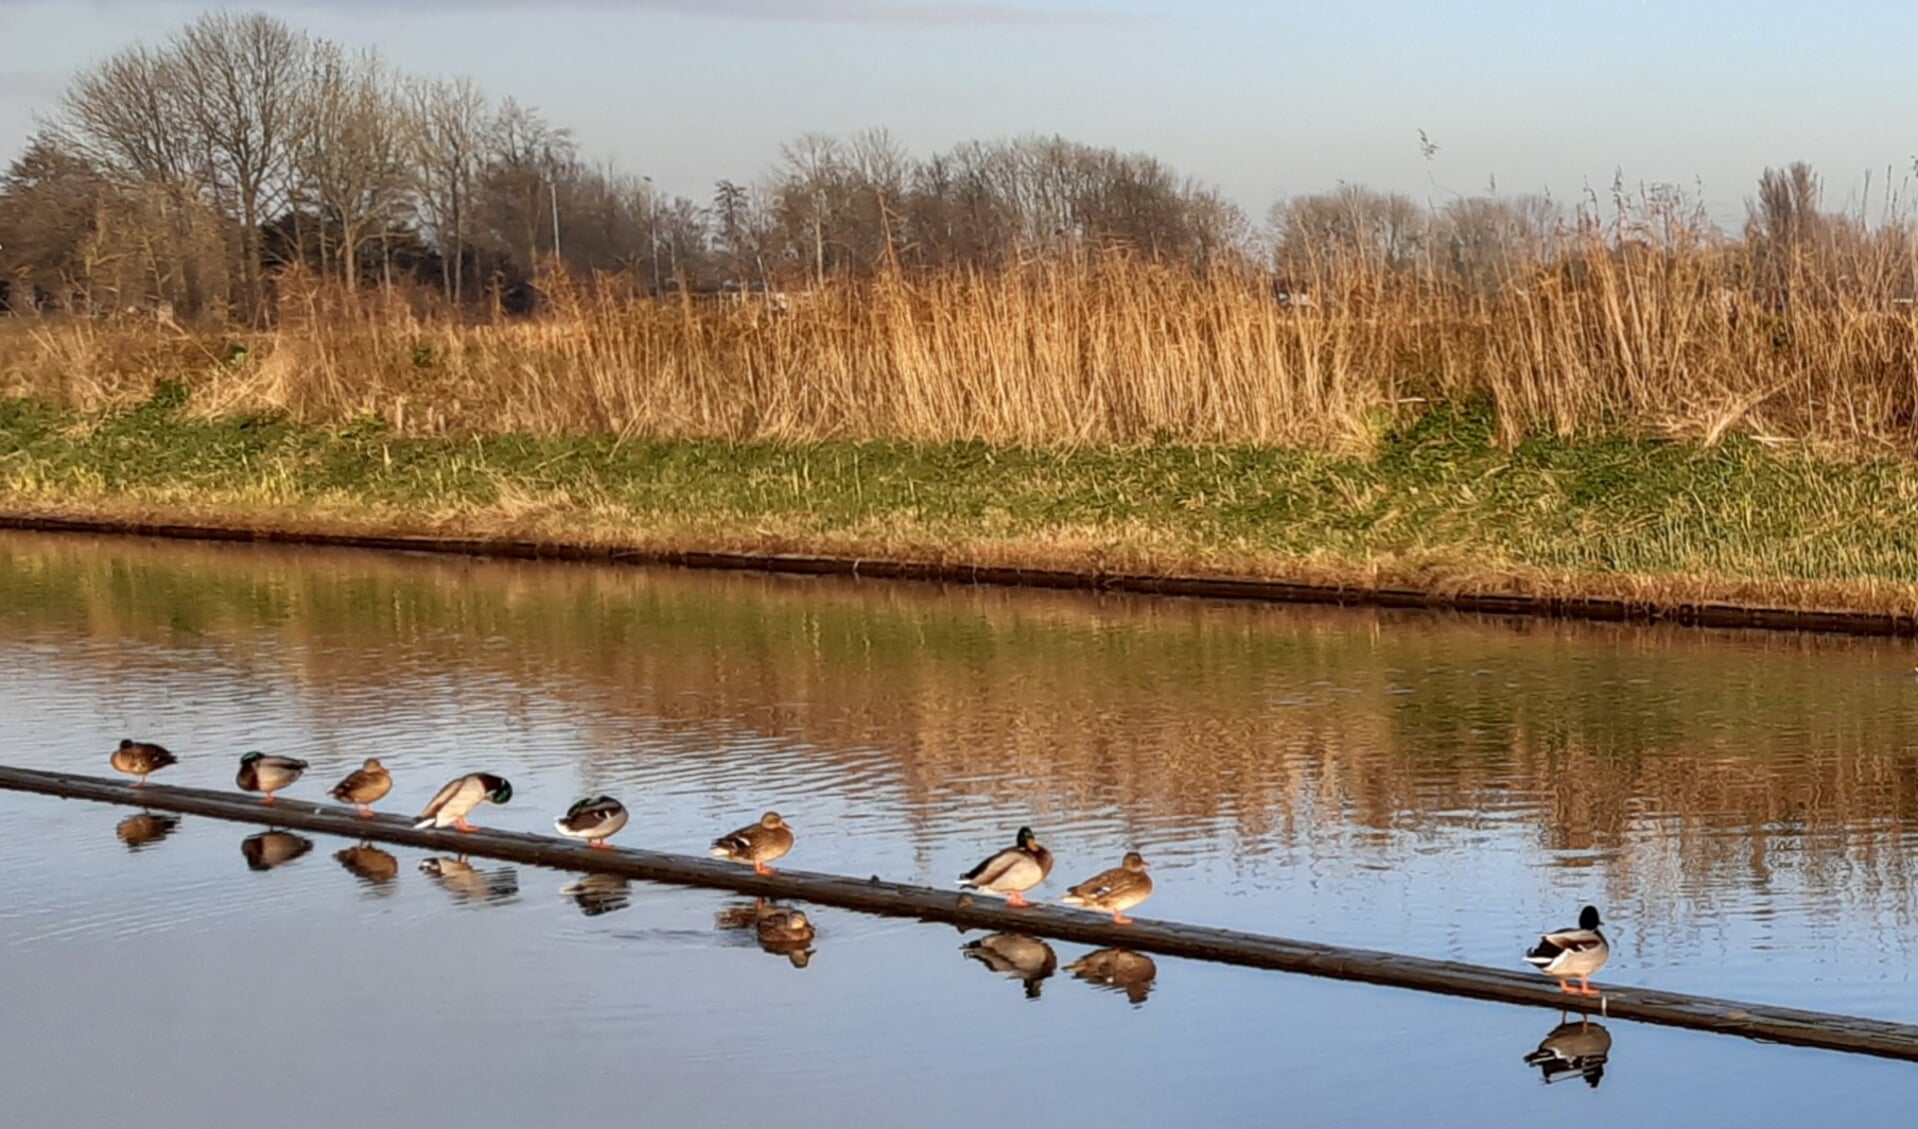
[
  {"xmin": 3, "ymin": 512, "xmax": 1915, "ymax": 637},
  {"xmin": 6, "ymin": 763, "xmax": 1918, "ymax": 1063}
]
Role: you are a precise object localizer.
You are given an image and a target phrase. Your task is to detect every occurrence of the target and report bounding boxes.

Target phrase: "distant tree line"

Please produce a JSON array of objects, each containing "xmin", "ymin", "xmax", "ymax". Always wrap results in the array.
[{"xmin": 0, "ymin": 11, "xmax": 1906, "ymax": 321}]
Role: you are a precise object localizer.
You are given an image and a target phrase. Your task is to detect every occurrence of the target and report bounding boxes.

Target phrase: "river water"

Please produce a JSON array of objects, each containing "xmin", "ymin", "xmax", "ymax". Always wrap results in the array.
[{"xmin": 2, "ymin": 531, "xmax": 1916, "ymax": 1126}]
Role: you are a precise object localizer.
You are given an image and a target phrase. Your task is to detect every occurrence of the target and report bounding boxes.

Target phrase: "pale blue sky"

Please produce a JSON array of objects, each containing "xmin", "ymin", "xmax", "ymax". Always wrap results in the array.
[{"xmin": 1, "ymin": 1, "xmax": 1913, "ymax": 227}]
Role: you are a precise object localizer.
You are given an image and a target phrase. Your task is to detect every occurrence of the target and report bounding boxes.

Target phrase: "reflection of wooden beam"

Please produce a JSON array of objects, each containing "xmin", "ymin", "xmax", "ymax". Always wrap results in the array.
[
  {"xmin": 4, "ymin": 512, "xmax": 1916, "ymax": 638},
  {"xmin": 8, "ymin": 762, "xmax": 1918, "ymax": 1063}
]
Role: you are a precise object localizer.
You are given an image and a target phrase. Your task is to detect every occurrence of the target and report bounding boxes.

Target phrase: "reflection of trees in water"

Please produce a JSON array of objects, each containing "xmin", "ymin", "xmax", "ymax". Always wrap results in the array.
[{"xmin": 11, "ymin": 534, "xmax": 1918, "ymax": 925}]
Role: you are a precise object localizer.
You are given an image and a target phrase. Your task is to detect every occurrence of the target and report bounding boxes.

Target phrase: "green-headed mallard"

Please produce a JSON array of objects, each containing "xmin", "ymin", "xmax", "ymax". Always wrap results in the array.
[
  {"xmin": 1060, "ymin": 851, "xmax": 1153, "ymax": 924},
  {"xmin": 961, "ymin": 932, "xmax": 1058, "ymax": 999},
  {"xmin": 111, "ymin": 739, "xmax": 176, "ymax": 787},
  {"xmin": 329, "ymin": 758, "xmax": 392, "ymax": 818},
  {"xmin": 554, "ymin": 795, "xmax": 628, "ymax": 849},
  {"xmin": 241, "ymin": 829, "xmax": 313, "ymax": 871},
  {"xmin": 1524, "ymin": 905, "xmax": 1610, "ymax": 996},
  {"xmin": 958, "ymin": 825, "xmax": 1053, "ymax": 908},
  {"xmin": 710, "ymin": 811, "xmax": 793, "ymax": 874},
  {"xmin": 1524, "ymin": 1019, "xmax": 1612, "ymax": 1087},
  {"xmin": 115, "ymin": 810, "xmax": 180, "ymax": 851},
  {"xmin": 413, "ymin": 773, "xmax": 512, "ymax": 832},
  {"xmin": 236, "ymin": 752, "xmax": 308, "ymax": 805}
]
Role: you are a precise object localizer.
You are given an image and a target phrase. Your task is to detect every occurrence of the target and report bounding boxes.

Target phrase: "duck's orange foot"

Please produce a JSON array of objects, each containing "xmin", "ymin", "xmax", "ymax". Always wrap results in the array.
[
  {"xmin": 1111, "ymin": 912, "xmax": 1134, "ymax": 925},
  {"xmin": 455, "ymin": 818, "xmax": 477, "ymax": 832},
  {"xmin": 1007, "ymin": 892, "xmax": 1032, "ymax": 908},
  {"xmin": 753, "ymin": 862, "xmax": 774, "ymax": 875},
  {"xmin": 590, "ymin": 840, "xmax": 611, "ymax": 850},
  {"xmin": 261, "ymin": 794, "xmax": 276, "ymax": 806},
  {"xmin": 132, "ymin": 780, "xmax": 147, "ymax": 789},
  {"xmin": 357, "ymin": 805, "xmax": 373, "ymax": 818}
]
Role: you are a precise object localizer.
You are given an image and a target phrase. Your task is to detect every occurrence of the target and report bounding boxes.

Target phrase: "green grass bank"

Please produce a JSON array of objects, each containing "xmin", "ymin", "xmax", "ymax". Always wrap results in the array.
[{"xmin": 5, "ymin": 390, "xmax": 1918, "ymax": 620}]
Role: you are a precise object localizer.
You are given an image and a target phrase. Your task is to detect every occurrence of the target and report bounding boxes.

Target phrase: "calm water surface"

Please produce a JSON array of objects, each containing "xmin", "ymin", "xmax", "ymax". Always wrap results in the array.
[{"xmin": 4, "ymin": 531, "xmax": 1918, "ymax": 1126}]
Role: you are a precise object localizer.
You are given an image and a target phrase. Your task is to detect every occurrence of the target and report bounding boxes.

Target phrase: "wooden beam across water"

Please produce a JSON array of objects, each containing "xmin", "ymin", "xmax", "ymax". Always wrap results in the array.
[{"xmin": 7, "ymin": 762, "xmax": 1918, "ymax": 1064}]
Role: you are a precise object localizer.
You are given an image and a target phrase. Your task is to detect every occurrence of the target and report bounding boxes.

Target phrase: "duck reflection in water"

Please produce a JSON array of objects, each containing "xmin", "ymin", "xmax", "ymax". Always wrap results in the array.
[
  {"xmin": 560, "ymin": 873, "xmax": 632, "ymax": 917},
  {"xmin": 1065, "ymin": 948, "xmax": 1158, "ymax": 1006},
  {"xmin": 419, "ymin": 856, "xmax": 520, "ymax": 906},
  {"xmin": 241, "ymin": 829, "xmax": 313, "ymax": 871},
  {"xmin": 1524, "ymin": 1018, "xmax": 1612, "ymax": 1088},
  {"xmin": 115, "ymin": 811, "xmax": 181, "ymax": 852},
  {"xmin": 961, "ymin": 933, "xmax": 1058, "ymax": 999},
  {"xmin": 715, "ymin": 897, "xmax": 816, "ymax": 969},
  {"xmin": 334, "ymin": 842, "xmax": 401, "ymax": 890}
]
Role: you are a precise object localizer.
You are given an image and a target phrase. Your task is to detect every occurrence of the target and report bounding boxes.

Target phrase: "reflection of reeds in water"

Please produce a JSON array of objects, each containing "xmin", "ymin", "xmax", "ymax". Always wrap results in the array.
[
  {"xmin": 10, "ymin": 532, "xmax": 1918, "ymax": 927},
  {"xmin": 115, "ymin": 811, "xmax": 180, "ymax": 852},
  {"xmin": 241, "ymin": 830, "xmax": 313, "ymax": 871},
  {"xmin": 419, "ymin": 857, "xmax": 520, "ymax": 906},
  {"xmin": 1065, "ymin": 948, "xmax": 1158, "ymax": 1005}
]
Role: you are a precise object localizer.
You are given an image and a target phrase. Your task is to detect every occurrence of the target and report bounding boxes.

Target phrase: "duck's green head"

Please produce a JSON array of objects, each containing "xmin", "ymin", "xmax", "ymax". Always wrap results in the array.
[
  {"xmin": 482, "ymin": 775, "xmax": 513, "ymax": 804},
  {"xmin": 1579, "ymin": 905, "xmax": 1603, "ymax": 930},
  {"xmin": 239, "ymin": 751, "xmax": 264, "ymax": 765},
  {"xmin": 1017, "ymin": 826, "xmax": 1042, "ymax": 851}
]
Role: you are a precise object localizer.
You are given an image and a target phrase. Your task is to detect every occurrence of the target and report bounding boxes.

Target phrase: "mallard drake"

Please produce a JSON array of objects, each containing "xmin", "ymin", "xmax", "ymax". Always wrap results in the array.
[
  {"xmin": 958, "ymin": 826, "xmax": 1053, "ymax": 907},
  {"xmin": 1524, "ymin": 1019, "xmax": 1611, "ymax": 1087},
  {"xmin": 115, "ymin": 811, "xmax": 181, "ymax": 851},
  {"xmin": 561, "ymin": 873, "xmax": 632, "ymax": 917},
  {"xmin": 961, "ymin": 932, "xmax": 1058, "ymax": 998},
  {"xmin": 1524, "ymin": 905, "xmax": 1610, "ymax": 996},
  {"xmin": 710, "ymin": 811, "xmax": 793, "ymax": 874},
  {"xmin": 1066, "ymin": 948, "xmax": 1159, "ymax": 1004},
  {"xmin": 110, "ymin": 739, "xmax": 176, "ymax": 787},
  {"xmin": 328, "ymin": 758, "xmax": 392, "ymax": 817},
  {"xmin": 1060, "ymin": 851, "xmax": 1153, "ymax": 924},
  {"xmin": 241, "ymin": 829, "xmax": 313, "ymax": 871},
  {"xmin": 554, "ymin": 795, "xmax": 628, "ymax": 849},
  {"xmin": 413, "ymin": 773, "xmax": 513, "ymax": 832},
  {"xmin": 335, "ymin": 842, "xmax": 400, "ymax": 886},
  {"xmin": 419, "ymin": 856, "xmax": 520, "ymax": 905},
  {"xmin": 236, "ymin": 752, "xmax": 308, "ymax": 805}
]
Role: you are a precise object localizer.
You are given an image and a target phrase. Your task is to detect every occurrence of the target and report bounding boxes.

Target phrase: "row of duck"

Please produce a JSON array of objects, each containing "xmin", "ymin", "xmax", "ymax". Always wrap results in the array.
[
  {"xmin": 108, "ymin": 738, "xmax": 1609, "ymax": 994},
  {"xmin": 111, "ymin": 740, "xmax": 1159, "ymax": 924},
  {"xmin": 110, "ymin": 806, "xmax": 1615, "ymax": 1089}
]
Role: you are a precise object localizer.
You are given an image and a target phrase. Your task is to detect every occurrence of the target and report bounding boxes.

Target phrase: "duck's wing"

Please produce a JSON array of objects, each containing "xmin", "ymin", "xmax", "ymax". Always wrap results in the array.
[
  {"xmin": 960, "ymin": 846, "xmax": 1025, "ymax": 886},
  {"xmin": 417, "ymin": 774, "xmax": 470, "ymax": 821}
]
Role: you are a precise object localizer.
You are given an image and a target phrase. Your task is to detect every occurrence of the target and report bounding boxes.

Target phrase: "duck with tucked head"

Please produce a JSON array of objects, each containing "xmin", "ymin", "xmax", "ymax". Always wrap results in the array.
[
  {"xmin": 236, "ymin": 752, "xmax": 308, "ymax": 805},
  {"xmin": 958, "ymin": 826, "xmax": 1053, "ymax": 908},
  {"xmin": 554, "ymin": 795, "xmax": 629, "ymax": 849},
  {"xmin": 111, "ymin": 739, "xmax": 176, "ymax": 788},
  {"xmin": 710, "ymin": 811, "xmax": 793, "ymax": 875},
  {"xmin": 328, "ymin": 758, "xmax": 392, "ymax": 818},
  {"xmin": 413, "ymin": 773, "xmax": 513, "ymax": 832},
  {"xmin": 1524, "ymin": 905, "xmax": 1610, "ymax": 997},
  {"xmin": 1060, "ymin": 851, "xmax": 1153, "ymax": 925}
]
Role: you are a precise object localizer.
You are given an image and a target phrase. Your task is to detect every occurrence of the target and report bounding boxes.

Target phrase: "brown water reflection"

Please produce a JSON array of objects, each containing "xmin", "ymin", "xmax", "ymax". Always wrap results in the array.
[
  {"xmin": 241, "ymin": 829, "xmax": 313, "ymax": 871},
  {"xmin": 7, "ymin": 530, "xmax": 1918, "ymax": 1008},
  {"xmin": 114, "ymin": 810, "xmax": 180, "ymax": 852}
]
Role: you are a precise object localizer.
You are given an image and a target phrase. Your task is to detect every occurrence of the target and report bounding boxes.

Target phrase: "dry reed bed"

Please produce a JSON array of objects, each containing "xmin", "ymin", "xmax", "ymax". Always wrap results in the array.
[{"xmin": 6, "ymin": 249, "xmax": 1918, "ymax": 453}]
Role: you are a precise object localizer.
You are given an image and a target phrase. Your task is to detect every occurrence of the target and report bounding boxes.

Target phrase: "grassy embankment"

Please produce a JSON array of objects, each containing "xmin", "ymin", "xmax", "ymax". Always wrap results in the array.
[{"xmin": 5, "ymin": 257, "xmax": 1918, "ymax": 615}]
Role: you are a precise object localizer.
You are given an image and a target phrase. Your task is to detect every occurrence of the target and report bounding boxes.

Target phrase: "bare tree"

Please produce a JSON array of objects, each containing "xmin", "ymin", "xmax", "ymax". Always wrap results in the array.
[
  {"xmin": 171, "ymin": 11, "xmax": 312, "ymax": 319},
  {"xmin": 409, "ymin": 75, "xmax": 488, "ymax": 303},
  {"xmin": 297, "ymin": 44, "xmax": 413, "ymax": 289}
]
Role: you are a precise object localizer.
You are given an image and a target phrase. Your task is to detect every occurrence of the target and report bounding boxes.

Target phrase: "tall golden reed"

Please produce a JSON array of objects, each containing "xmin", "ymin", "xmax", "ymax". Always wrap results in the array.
[{"xmin": 6, "ymin": 235, "xmax": 1918, "ymax": 454}]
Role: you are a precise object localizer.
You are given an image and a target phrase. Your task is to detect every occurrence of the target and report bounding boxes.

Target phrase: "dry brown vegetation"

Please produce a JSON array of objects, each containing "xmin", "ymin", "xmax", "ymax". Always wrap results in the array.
[{"xmin": 9, "ymin": 220, "xmax": 1918, "ymax": 455}]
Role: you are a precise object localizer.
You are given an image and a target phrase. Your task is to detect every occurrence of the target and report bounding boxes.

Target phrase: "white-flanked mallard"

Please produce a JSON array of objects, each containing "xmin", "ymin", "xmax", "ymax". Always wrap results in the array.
[
  {"xmin": 554, "ymin": 795, "xmax": 628, "ymax": 849},
  {"xmin": 710, "ymin": 811, "xmax": 793, "ymax": 874},
  {"xmin": 1524, "ymin": 904, "xmax": 1610, "ymax": 996},
  {"xmin": 236, "ymin": 752, "xmax": 308, "ymax": 805},
  {"xmin": 958, "ymin": 825, "xmax": 1053, "ymax": 908},
  {"xmin": 413, "ymin": 773, "xmax": 513, "ymax": 832},
  {"xmin": 329, "ymin": 758, "xmax": 392, "ymax": 817},
  {"xmin": 111, "ymin": 739, "xmax": 177, "ymax": 788},
  {"xmin": 1524, "ymin": 1019, "xmax": 1612, "ymax": 1087},
  {"xmin": 1060, "ymin": 851, "xmax": 1153, "ymax": 924}
]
